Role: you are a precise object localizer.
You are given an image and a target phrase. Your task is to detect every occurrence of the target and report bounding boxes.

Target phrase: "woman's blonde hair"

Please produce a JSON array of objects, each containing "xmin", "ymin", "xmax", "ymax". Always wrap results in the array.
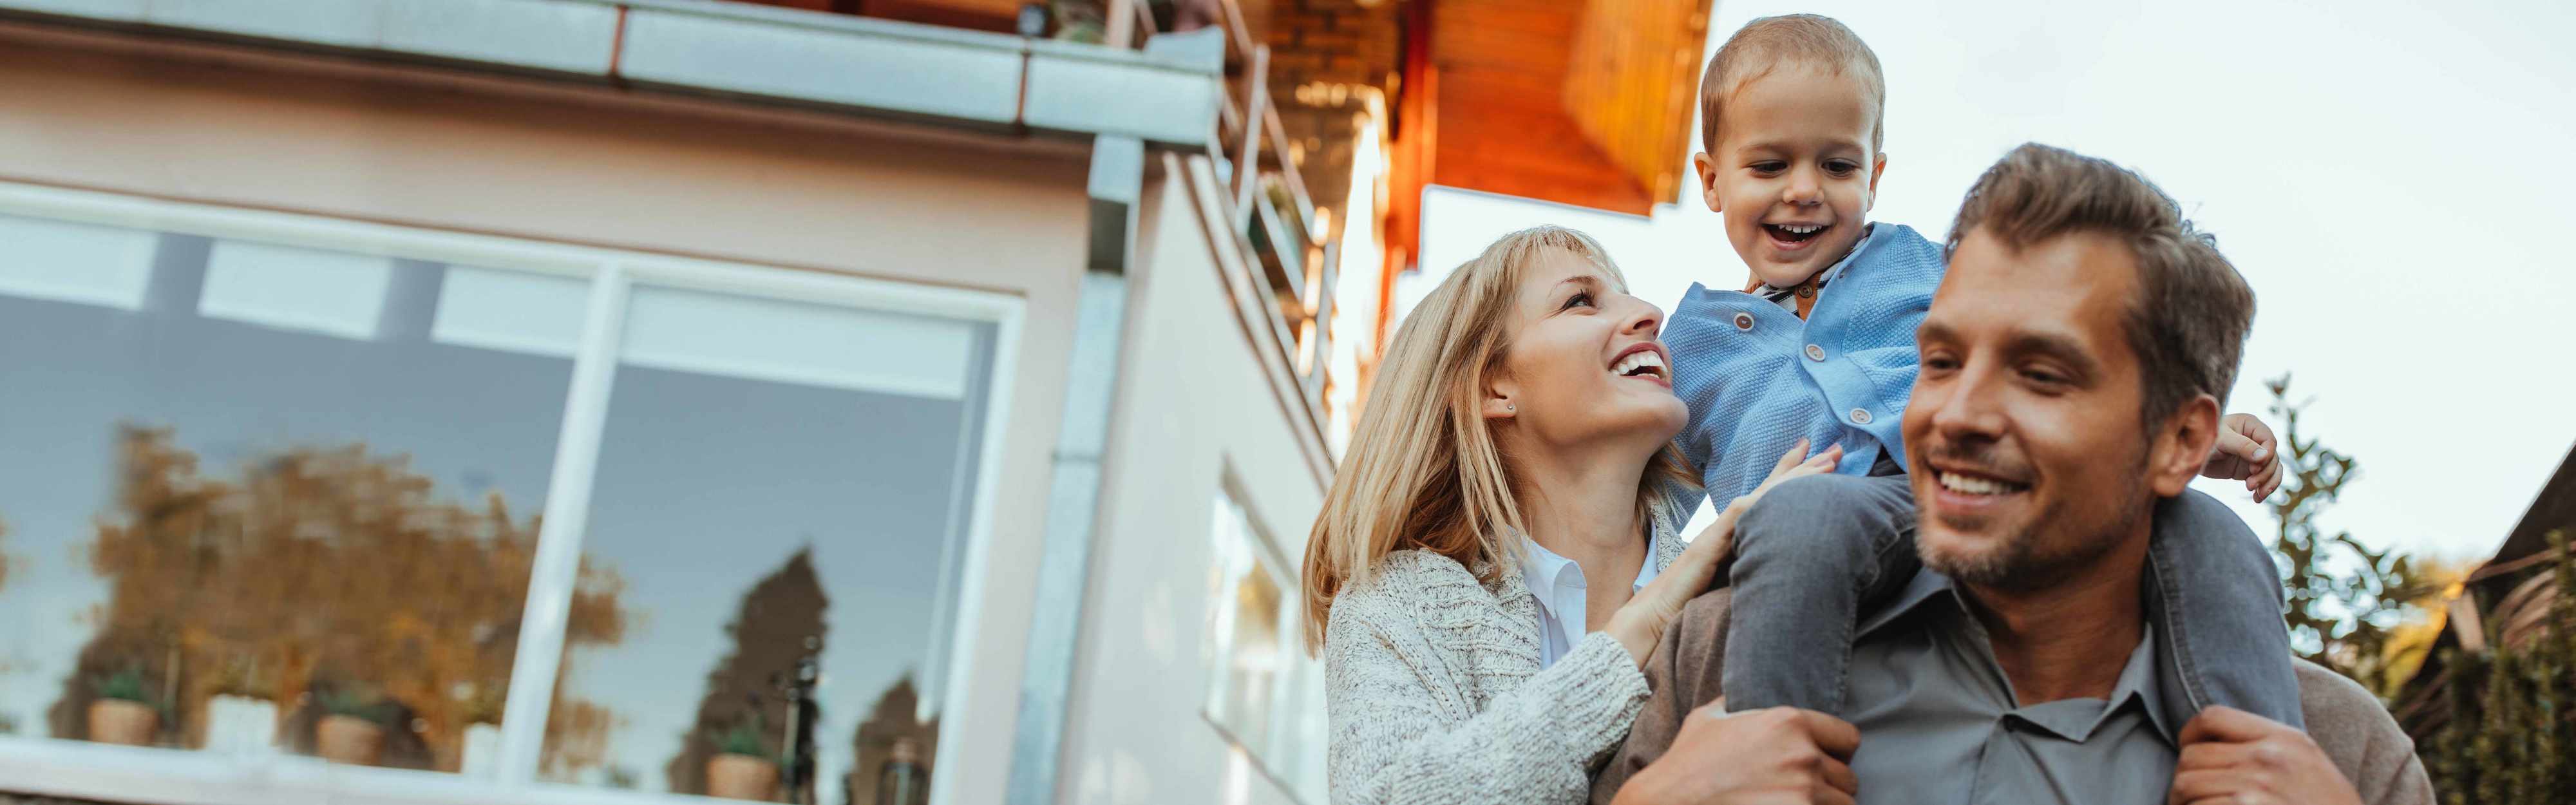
[{"xmin": 1300, "ymin": 225, "xmax": 1696, "ymax": 650}]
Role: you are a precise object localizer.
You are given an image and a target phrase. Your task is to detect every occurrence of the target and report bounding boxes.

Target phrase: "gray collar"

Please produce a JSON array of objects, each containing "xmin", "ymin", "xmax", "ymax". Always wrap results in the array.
[{"xmin": 1858, "ymin": 569, "xmax": 2178, "ymax": 744}]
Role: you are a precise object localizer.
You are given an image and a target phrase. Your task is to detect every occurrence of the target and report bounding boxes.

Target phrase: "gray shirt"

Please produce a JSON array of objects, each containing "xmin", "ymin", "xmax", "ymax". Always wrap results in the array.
[{"xmin": 1844, "ymin": 570, "xmax": 2179, "ymax": 805}]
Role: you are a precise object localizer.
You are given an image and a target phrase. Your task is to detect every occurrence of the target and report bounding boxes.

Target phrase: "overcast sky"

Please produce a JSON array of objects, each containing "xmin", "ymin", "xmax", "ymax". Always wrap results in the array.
[{"xmin": 1405, "ymin": 0, "xmax": 2576, "ymax": 562}]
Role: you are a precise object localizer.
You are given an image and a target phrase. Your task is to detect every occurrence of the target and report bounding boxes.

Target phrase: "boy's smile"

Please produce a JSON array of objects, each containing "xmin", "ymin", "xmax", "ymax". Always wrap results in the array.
[{"xmin": 1693, "ymin": 61, "xmax": 1886, "ymax": 290}]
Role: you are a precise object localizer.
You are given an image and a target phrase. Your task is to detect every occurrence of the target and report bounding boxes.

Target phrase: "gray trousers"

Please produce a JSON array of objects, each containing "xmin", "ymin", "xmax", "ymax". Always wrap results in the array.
[{"xmin": 1720, "ymin": 473, "xmax": 2307, "ymax": 730}]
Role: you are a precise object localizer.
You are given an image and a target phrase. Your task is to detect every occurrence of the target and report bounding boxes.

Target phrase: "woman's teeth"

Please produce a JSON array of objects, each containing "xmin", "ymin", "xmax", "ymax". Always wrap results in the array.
[
  {"xmin": 1612, "ymin": 350, "xmax": 1667, "ymax": 379},
  {"xmin": 1937, "ymin": 471, "xmax": 2026, "ymax": 496}
]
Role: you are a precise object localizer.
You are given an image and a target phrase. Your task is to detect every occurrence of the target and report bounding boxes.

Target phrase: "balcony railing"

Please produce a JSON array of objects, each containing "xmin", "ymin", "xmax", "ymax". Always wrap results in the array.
[{"xmin": 1100, "ymin": 0, "xmax": 1343, "ymax": 437}]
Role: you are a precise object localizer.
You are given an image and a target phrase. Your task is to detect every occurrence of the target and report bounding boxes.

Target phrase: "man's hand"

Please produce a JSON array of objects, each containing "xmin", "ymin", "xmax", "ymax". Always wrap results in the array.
[
  {"xmin": 2202, "ymin": 413, "xmax": 2284, "ymax": 501},
  {"xmin": 1613, "ymin": 698, "xmax": 1860, "ymax": 805},
  {"xmin": 2168, "ymin": 706, "xmax": 2362, "ymax": 805}
]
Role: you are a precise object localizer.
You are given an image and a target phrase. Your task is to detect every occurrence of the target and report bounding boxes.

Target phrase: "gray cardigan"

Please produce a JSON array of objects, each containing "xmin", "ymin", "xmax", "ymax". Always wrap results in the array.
[{"xmin": 1323, "ymin": 529, "xmax": 1687, "ymax": 805}]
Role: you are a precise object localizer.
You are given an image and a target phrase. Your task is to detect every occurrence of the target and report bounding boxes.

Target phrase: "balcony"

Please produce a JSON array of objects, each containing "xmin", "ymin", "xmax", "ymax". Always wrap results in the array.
[{"xmin": 0, "ymin": 0, "xmax": 1356, "ymax": 445}]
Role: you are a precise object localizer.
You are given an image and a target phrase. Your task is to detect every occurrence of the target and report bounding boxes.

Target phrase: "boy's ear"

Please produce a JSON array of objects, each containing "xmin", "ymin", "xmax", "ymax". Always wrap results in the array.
[
  {"xmin": 1692, "ymin": 152, "xmax": 1723, "ymax": 214},
  {"xmin": 1864, "ymin": 152, "xmax": 1889, "ymax": 213},
  {"xmin": 2148, "ymin": 394, "xmax": 2221, "ymax": 497}
]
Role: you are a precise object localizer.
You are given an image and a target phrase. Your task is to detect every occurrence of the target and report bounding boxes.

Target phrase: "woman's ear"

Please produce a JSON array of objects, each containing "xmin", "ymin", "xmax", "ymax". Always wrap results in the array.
[{"xmin": 1482, "ymin": 377, "xmax": 1519, "ymax": 421}]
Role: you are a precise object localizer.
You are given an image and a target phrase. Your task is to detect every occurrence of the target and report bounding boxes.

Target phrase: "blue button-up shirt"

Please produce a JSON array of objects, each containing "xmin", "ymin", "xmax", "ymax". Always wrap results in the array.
[{"xmin": 1664, "ymin": 223, "xmax": 1947, "ymax": 504}]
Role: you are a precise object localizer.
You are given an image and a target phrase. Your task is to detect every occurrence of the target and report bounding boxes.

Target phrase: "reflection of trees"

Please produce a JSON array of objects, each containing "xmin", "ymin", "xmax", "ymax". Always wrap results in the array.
[
  {"xmin": 666, "ymin": 548, "xmax": 827, "ymax": 800},
  {"xmin": 48, "ymin": 425, "xmax": 628, "ymax": 773},
  {"xmin": 846, "ymin": 674, "xmax": 938, "ymax": 805}
]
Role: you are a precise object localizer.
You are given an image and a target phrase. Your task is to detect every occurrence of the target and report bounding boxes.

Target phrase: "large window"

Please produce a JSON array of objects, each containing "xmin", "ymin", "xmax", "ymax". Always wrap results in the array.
[
  {"xmin": 0, "ymin": 185, "xmax": 1014, "ymax": 805},
  {"xmin": 1202, "ymin": 484, "xmax": 1325, "ymax": 802}
]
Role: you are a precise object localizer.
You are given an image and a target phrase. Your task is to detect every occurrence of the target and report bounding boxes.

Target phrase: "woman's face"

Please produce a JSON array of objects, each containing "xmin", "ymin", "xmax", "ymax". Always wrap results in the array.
[{"xmin": 1484, "ymin": 249, "xmax": 1688, "ymax": 455}]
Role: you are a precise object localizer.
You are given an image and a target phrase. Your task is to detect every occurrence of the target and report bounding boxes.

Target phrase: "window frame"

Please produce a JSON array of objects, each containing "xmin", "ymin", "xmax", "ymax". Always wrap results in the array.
[
  {"xmin": 1198, "ymin": 474, "xmax": 1323, "ymax": 804},
  {"xmin": 0, "ymin": 180, "xmax": 1023, "ymax": 805}
]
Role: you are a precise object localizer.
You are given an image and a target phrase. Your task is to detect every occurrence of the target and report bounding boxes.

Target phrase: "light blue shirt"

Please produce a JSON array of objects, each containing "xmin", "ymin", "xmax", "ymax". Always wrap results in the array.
[
  {"xmin": 1663, "ymin": 223, "xmax": 1947, "ymax": 505},
  {"xmin": 1519, "ymin": 538, "xmax": 1660, "ymax": 668}
]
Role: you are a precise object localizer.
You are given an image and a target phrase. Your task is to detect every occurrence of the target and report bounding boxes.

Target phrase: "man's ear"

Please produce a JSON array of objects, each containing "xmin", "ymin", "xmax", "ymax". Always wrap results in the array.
[
  {"xmin": 1692, "ymin": 152, "xmax": 1723, "ymax": 214},
  {"xmin": 1864, "ymin": 151, "xmax": 1889, "ymax": 213},
  {"xmin": 2149, "ymin": 394, "xmax": 2221, "ymax": 497}
]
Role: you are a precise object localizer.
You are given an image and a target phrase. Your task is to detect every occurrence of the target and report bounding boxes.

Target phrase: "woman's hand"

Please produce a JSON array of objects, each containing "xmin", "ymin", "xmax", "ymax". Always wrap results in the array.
[{"xmin": 1606, "ymin": 439, "xmax": 1843, "ymax": 667}]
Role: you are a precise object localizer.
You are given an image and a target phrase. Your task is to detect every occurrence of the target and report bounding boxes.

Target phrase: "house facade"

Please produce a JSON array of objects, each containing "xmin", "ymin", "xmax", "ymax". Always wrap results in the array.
[{"xmin": 0, "ymin": 2, "xmax": 1707, "ymax": 804}]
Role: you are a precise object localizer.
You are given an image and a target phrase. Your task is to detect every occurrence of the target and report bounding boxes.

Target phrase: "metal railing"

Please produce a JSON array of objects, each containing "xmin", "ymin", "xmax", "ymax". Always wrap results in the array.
[{"xmin": 1104, "ymin": 0, "xmax": 1341, "ymax": 432}]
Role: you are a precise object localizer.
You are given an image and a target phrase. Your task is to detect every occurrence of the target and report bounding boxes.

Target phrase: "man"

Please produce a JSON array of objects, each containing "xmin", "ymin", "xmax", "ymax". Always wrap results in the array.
[{"xmin": 1592, "ymin": 144, "xmax": 2434, "ymax": 805}]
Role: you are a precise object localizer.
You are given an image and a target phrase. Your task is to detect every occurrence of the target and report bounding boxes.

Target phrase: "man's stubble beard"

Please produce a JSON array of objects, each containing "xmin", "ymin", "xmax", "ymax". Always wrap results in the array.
[{"xmin": 1920, "ymin": 452, "xmax": 2156, "ymax": 592}]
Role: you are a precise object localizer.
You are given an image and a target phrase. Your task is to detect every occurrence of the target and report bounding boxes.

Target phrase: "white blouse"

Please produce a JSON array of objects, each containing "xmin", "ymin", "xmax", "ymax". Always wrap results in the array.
[{"xmin": 1517, "ymin": 536, "xmax": 1660, "ymax": 668}]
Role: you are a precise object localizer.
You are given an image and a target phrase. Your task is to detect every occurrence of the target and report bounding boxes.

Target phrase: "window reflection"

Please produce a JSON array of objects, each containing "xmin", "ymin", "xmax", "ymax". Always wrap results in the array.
[
  {"xmin": 0, "ymin": 215, "xmax": 616, "ymax": 774},
  {"xmin": 1205, "ymin": 493, "xmax": 1287, "ymax": 757},
  {"xmin": 545, "ymin": 286, "xmax": 990, "ymax": 805}
]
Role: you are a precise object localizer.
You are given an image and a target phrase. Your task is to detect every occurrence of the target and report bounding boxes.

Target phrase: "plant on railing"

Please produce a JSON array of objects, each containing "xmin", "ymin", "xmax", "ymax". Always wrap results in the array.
[
  {"xmin": 2416, "ymin": 530, "xmax": 2576, "ymax": 804},
  {"xmin": 1049, "ymin": 1, "xmax": 1106, "ymax": 43}
]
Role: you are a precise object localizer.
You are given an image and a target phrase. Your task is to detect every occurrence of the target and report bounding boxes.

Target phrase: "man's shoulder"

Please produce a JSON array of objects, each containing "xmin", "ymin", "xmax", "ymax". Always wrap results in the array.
[
  {"xmin": 2290, "ymin": 658, "xmax": 2405, "ymax": 745},
  {"xmin": 2291, "ymin": 658, "xmax": 2435, "ymax": 805}
]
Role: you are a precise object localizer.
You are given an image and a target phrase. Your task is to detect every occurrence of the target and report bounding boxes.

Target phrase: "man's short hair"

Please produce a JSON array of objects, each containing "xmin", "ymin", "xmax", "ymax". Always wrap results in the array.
[
  {"xmin": 1698, "ymin": 14, "xmax": 1887, "ymax": 156},
  {"xmin": 1944, "ymin": 142, "xmax": 2257, "ymax": 429}
]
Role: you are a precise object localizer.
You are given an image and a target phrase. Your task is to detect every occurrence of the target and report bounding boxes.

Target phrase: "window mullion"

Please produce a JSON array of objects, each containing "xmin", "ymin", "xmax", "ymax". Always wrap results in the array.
[{"xmin": 493, "ymin": 262, "xmax": 631, "ymax": 786}]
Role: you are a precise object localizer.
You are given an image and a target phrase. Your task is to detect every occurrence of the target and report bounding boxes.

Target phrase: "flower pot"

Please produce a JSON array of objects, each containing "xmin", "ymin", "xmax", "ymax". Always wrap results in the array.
[
  {"xmin": 316, "ymin": 714, "xmax": 386, "ymax": 766},
  {"xmin": 207, "ymin": 694, "xmax": 279, "ymax": 754},
  {"xmin": 460, "ymin": 722, "xmax": 502, "ymax": 779},
  {"xmin": 87, "ymin": 699, "xmax": 157, "ymax": 746},
  {"xmin": 706, "ymin": 752, "xmax": 780, "ymax": 800}
]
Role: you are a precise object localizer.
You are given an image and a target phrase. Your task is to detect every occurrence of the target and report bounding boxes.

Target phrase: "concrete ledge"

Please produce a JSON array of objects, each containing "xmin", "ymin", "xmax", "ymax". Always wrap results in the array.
[{"xmin": 0, "ymin": 0, "xmax": 1225, "ymax": 147}]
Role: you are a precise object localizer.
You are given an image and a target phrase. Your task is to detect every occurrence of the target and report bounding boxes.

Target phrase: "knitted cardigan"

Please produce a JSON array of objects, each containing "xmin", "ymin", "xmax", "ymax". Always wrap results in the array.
[{"xmin": 1324, "ymin": 526, "xmax": 1686, "ymax": 805}]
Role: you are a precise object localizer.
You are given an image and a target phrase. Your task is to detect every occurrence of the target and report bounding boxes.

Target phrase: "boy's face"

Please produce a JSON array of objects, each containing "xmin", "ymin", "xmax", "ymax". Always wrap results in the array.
[{"xmin": 1692, "ymin": 62, "xmax": 1886, "ymax": 289}]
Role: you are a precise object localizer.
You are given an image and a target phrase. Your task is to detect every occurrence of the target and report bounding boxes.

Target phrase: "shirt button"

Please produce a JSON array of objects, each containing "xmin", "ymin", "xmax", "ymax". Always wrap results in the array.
[
  {"xmin": 1804, "ymin": 344, "xmax": 1826, "ymax": 361},
  {"xmin": 1850, "ymin": 408, "xmax": 1873, "ymax": 425},
  {"xmin": 1734, "ymin": 312, "xmax": 1756, "ymax": 331}
]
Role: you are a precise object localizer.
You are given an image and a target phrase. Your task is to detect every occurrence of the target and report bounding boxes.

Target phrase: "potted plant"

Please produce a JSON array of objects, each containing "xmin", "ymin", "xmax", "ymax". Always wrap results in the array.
[
  {"xmin": 86, "ymin": 668, "xmax": 159, "ymax": 746},
  {"xmin": 314, "ymin": 687, "xmax": 397, "ymax": 766},
  {"xmin": 704, "ymin": 712, "xmax": 780, "ymax": 801}
]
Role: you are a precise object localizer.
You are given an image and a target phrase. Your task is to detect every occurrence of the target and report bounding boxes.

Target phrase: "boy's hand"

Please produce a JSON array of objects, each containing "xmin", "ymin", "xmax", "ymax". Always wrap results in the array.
[{"xmin": 2201, "ymin": 413, "xmax": 2282, "ymax": 501}]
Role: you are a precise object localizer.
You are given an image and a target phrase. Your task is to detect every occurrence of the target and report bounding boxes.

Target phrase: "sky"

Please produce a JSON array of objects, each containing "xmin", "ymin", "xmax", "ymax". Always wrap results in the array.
[{"xmin": 1403, "ymin": 0, "xmax": 2576, "ymax": 562}]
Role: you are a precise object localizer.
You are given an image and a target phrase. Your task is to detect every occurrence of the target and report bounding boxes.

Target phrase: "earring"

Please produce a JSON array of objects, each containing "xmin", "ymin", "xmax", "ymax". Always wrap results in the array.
[{"xmin": 1506, "ymin": 403, "xmax": 1515, "ymax": 412}]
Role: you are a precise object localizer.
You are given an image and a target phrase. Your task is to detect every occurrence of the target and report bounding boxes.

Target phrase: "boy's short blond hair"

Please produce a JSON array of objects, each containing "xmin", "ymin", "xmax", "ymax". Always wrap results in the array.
[{"xmin": 1698, "ymin": 14, "xmax": 1886, "ymax": 155}]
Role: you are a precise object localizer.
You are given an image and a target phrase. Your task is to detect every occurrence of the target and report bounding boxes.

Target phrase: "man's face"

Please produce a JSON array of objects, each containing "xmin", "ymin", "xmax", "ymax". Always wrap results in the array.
[
  {"xmin": 1903, "ymin": 229, "xmax": 2180, "ymax": 589},
  {"xmin": 1692, "ymin": 61, "xmax": 1885, "ymax": 290}
]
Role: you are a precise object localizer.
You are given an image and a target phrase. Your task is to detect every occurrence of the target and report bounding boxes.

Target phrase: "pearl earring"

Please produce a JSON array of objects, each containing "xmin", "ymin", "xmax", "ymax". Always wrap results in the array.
[{"xmin": 1506, "ymin": 403, "xmax": 1515, "ymax": 412}]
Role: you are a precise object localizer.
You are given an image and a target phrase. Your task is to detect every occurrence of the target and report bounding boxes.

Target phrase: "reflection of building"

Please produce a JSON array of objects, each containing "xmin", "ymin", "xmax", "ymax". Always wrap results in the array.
[{"xmin": 0, "ymin": 1, "xmax": 1705, "ymax": 804}]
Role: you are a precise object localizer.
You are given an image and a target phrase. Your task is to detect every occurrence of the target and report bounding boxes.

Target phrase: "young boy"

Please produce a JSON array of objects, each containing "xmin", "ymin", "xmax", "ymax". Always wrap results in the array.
[{"xmin": 1663, "ymin": 14, "xmax": 2305, "ymax": 728}]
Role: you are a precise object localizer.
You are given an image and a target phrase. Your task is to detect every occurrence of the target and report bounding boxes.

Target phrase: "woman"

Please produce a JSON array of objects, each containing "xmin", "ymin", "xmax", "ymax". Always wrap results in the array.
[{"xmin": 1302, "ymin": 226, "xmax": 1835, "ymax": 804}]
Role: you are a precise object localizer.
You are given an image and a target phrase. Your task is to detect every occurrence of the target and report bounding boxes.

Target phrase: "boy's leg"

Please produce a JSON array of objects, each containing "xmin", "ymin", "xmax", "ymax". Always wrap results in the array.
[
  {"xmin": 1719, "ymin": 473, "xmax": 1918, "ymax": 714},
  {"xmin": 2147, "ymin": 489, "xmax": 2306, "ymax": 730}
]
